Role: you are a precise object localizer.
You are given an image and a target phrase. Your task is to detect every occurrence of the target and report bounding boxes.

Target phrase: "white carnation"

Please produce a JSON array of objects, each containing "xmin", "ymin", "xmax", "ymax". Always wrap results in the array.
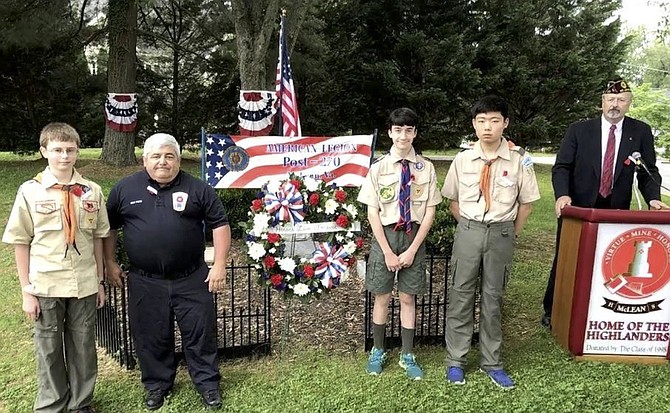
[
  {"xmin": 252, "ymin": 213, "xmax": 271, "ymax": 236},
  {"xmin": 345, "ymin": 241, "xmax": 357, "ymax": 255},
  {"xmin": 248, "ymin": 243, "xmax": 267, "ymax": 261},
  {"xmin": 344, "ymin": 203, "xmax": 358, "ymax": 218},
  {"xmin": 278, "ymin": 257, "xmax": 297, "ymax": 274},
  {"xmin": 325, "ymin": 199, "xmax": 338, "ymax": 215},
  {"xmin": 293, "ymin": 283, "xmax": 310, "ymax": 296},
  {"xmin": 304, "ymin": 176, "xmax": 319, "ymax": 191}
]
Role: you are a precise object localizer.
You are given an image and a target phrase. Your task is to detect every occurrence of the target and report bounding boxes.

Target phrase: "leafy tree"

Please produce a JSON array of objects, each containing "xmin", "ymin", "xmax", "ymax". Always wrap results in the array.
[
  {"xmin": 310, "ymin": 0, "xmax": 479, "ymax": 148},
  {"xmin": 0, "ymin": 0, "xmax": 104, "ymax": 152},
  {"xmin": 469, "ymin": 0, "xmax": 629, "ymax": 148},
  {"xmin": 629, "ymin": 83, "xmax": 670, "ymax": 153}
]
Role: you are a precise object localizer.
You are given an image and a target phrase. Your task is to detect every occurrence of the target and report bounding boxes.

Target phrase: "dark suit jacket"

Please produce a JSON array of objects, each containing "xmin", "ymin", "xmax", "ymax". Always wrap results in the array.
[{"xmin": 552, "ymin": 116, "xmax": 661, "ymax": 209}]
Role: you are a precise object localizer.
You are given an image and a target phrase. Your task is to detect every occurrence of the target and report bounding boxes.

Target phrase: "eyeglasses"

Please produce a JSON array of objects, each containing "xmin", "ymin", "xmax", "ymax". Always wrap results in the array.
[{"xmin": 45, "ymin": 147, "xmax": 79, "ymax": 156}]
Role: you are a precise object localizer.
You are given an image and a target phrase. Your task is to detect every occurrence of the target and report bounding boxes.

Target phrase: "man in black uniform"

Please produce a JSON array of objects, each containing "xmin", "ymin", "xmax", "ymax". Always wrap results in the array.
[{"xmin": 104, "ymin": 133, "xmax": 231, "ymax": 410}]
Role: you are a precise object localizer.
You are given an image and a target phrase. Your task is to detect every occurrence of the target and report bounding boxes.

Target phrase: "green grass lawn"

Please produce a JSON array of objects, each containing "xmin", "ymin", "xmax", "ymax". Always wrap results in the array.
[{"xmin": 0, "ymin": 155, "xmax": 669, "ymax": 412}]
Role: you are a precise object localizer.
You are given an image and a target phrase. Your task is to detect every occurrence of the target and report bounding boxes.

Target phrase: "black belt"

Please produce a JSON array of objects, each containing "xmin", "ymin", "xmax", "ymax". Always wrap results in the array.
[{"xmin": 131, "ymin": 261, "xmax": 204, "ymax": 280}]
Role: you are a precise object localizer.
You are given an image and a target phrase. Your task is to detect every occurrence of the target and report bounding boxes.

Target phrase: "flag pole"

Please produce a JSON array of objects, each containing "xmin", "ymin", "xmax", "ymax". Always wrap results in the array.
[{"xmin": 201, "ymin": 127, "xmax": 206, "ymax": 181}]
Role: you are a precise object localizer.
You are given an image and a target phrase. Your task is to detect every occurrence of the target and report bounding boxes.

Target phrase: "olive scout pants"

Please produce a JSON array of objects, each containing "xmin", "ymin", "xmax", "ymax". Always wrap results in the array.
[
  {"xmin": 34, "ymin": 294, "xmax": 98, "ymax": 412},
  {"xmin": 446, "ymin": 219, "xmax": 515, "ymax": 371}
]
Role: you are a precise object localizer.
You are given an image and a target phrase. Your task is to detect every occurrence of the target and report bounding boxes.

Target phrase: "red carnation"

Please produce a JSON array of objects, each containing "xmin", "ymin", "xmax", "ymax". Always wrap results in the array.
[
  {"xmin": 308, "ymin": 193, "xmax": 320, "ymax": 206},
  {"xmin": 334, "ymin": 190, "xmax": 347, "ymax": 202},
  {"xmin": 355, "ymin": 237, "xmax": 364, "ymax": 248},
  {"xmin": 303, "ymin": 265, "xmax": 315, "ymax": 278},
  {"xmin": 335, "ymin": 214, "xmax": 350, "ymax": 228},
  {"xmin": 267, "ymin": 233, "xmax": 281, "ymax": 244},
  {"xmin": 270, "ymin": 274, "xmax": 284, "ymax": 287},
  {"xmin": 264, "ymin": 255, "xmax": 276, "ymax": 268},
  {"xmin": 251, "ymin": 198, "xmax": 263, "ymax": 212},
  {"xmin": 290, "ymin": 179, "xmax": 301, "ymax": 190}
]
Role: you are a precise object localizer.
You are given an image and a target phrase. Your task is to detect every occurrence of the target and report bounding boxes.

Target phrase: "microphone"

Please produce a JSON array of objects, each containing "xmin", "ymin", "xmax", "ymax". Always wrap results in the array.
[
  {"xmin": 631, "ymin": 152, "xmax": 652, "ymax": 175},
  {"xmin": 631, "ymin": 151, "xmax": 670, "ymax": 193}
]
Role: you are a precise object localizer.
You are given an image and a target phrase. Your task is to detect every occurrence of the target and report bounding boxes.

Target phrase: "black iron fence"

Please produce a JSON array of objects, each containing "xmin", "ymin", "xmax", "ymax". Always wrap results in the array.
[
  {"xmin": 96, "ymin": 261, "xmax": 272, "ymax": 369},
  {"xmin": 97, "ymin": 255, "xmax": 477, "ymax": 368},
  {"xmin": 364, "ymin": 255, "xmax": 481, "ymax": 350}
]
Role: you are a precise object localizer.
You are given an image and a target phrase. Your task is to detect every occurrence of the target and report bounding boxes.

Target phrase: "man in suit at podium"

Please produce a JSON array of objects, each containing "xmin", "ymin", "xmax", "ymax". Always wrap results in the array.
[{"xmin": 541, "ymin": 78, "xmax": 669, "ymax": 328}]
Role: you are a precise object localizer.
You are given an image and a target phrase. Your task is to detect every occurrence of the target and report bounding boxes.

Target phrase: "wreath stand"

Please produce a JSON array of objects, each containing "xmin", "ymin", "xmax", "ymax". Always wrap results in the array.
[{"xmin": 279, "ymin": 231, "xmax": 317, "ymax": 358}]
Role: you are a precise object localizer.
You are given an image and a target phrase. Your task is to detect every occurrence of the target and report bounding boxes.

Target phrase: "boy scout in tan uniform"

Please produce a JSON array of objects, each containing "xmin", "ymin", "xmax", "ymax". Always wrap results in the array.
[
  {"xmin": 442, "ymin": 96, "xmax": 540, "ymax": 389},
  {"xmin": 357, "ymin": 108, "xmax": 442, "ymax": 380},
  {"xmin": 3, "ymin": 123, "xmax": 110, "ymax": 413}
]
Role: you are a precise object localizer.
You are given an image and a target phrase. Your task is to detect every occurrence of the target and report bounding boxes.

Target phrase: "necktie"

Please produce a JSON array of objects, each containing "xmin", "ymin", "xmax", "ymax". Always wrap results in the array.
[
  {"xmin": 479, "ymin": 158, "xmax": 497, "ymax": 213},
  {"xmin": 394, "ymin": 159, "xmax": 412, "ymax": 233},
  {"xmin": 599, "ymin": 124, "xmax": 616, "ymax": 198}
]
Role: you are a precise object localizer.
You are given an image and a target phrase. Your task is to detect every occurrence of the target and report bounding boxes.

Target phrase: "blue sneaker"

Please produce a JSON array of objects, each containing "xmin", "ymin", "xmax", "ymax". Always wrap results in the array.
[
  {"xmin": 446, "ymin": 366, "xmax": 466, "ymax": 385},
  {"xmin": 398, "ymin": 353, "xmax": 424, "ymax": 380},
  {"xmin": 482, "ymin": 369, "xmax": 515, "ymax": 389},
  {"xmin": 366, "ymin": 347, "xmax": 387, "ymax": 375}
]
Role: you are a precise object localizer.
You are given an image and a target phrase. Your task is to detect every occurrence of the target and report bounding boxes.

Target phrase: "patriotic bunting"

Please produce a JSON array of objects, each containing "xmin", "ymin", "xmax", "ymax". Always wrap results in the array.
[
  {"xmin": 104, "ymin": 93, "xmax": 138, "ymax": 133},
  {"xmin": 238, "ymin": 90, "xmax": 277, "ymax": 136}
]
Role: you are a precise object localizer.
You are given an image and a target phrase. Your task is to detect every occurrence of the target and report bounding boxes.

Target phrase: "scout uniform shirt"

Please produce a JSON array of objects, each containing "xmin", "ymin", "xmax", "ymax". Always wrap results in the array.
[
  {"xmin": 2, "ymin": 167, "xmax": 110, "ymax": 298},
  {"xmin": 442, "ymin": 138, "xmax": 540, "ymax": 223},
  {"xmin": 358, "ymin": 146, "xmax": 442, "ymax": 225}
]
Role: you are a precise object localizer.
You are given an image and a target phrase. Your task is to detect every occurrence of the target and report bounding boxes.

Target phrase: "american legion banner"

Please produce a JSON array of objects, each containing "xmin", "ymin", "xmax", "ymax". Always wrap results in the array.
[
  {"xmin": 204, "ymin": 134, "xmax": 375, "ymax": 189},
  {"xmin": 584, "ymin": 223, "xmax": 670, "ymax": 356}
]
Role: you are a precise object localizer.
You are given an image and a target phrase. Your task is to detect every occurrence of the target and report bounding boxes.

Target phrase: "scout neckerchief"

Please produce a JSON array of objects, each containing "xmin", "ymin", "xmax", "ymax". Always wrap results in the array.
[
  {"xmin": 479, "ymin": 140, "xmax": 516, "ymax": 213},
  {"xmin": 394, "ymin": 158, "xmax": 412, "ymax": 234},
  {"xmin": 34, "ymin": 172, "xmax": 87, "ymax": 256}
]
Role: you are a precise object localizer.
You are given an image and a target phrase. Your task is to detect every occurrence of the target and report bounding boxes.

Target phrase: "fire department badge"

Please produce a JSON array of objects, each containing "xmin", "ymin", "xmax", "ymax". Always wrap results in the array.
[{"xmin": 172, "ymin": 192, "xmax": 188, "ymax": 212}]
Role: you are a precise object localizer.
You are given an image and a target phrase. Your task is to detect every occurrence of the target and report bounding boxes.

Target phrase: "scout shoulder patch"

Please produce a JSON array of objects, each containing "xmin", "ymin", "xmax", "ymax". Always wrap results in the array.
[{"xmin": 510, "ymin": 145, "xmax": 533, "ymax": 168}]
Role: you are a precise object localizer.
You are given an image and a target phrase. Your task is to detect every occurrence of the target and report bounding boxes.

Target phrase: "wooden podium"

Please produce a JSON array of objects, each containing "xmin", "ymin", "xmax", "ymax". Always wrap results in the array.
[{"xmin": 552, "ymin": 206, "xmax": 670, "ymax": 364}]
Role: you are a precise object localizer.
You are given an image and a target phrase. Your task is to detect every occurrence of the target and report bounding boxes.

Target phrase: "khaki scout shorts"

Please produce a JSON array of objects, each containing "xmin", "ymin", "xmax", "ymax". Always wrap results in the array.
[{"xmin": 366, "ymin": 224, "xmax": 427, "ymax": 295}]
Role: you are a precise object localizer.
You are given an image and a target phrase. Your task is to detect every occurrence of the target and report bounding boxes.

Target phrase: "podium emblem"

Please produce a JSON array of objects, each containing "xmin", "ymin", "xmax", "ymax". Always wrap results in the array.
[{"xmin": 602, "ymin": 227, "xmax": 670, "ymax": 299}]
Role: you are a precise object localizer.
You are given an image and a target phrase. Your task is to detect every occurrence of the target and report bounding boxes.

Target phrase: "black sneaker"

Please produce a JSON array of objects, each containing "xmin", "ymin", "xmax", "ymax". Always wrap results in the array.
[
  {"xmin": 145, "ymin": 388, "xmax": 169, "ymax": 411},
  {"xmin": 201, "ymin": 388, "xmax": 222, "ymax": 410}
]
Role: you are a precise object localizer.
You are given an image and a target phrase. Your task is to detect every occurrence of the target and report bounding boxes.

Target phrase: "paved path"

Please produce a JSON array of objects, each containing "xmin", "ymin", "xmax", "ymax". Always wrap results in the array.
[{"xmin": 432, "ymin": 154, "xmax": 670, "ymax": 196}]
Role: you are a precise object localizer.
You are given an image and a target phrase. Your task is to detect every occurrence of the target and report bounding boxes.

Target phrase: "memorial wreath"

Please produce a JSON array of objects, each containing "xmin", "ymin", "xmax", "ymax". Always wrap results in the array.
[{"xmin": 244, "ymin": 174, "xmax": 363, "ymax": 299}]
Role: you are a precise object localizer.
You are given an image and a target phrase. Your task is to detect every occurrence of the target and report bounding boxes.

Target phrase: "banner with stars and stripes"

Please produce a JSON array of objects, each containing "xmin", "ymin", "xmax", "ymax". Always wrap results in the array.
[{"xmin": 204, "ymin": 134, "xmax": 374, "ymax": 189}]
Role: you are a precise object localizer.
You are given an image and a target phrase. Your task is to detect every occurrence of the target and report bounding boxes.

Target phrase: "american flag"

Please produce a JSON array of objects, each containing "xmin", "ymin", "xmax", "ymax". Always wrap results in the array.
[
  {"xmin": 275, "ymin": 13, "xmax": 301, "ymax": 137},
  {"xmin": 204, "ymin": 134, "xmax": 374, "ymax": 189}
]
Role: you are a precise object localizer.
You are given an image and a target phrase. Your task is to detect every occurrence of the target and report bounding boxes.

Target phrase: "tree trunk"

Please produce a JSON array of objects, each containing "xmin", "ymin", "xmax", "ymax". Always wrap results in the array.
[
  {"xmin": 101, "ymin": 0, "xmax": 138, "ymax": 166},
  {"xmin": 232, "ymin": 0, "xmax": 280, "ymax": 89}
]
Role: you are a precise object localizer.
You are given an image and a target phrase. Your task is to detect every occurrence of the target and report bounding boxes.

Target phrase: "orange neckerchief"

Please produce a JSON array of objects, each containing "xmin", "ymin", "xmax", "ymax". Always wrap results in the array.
[
  {"xmin": 479, "ymin": 140, "xmax": 516, "ymax": 213},
  {"xmin": 34, "ymin": 172, "xmax": 83, "ymax": 256}
]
